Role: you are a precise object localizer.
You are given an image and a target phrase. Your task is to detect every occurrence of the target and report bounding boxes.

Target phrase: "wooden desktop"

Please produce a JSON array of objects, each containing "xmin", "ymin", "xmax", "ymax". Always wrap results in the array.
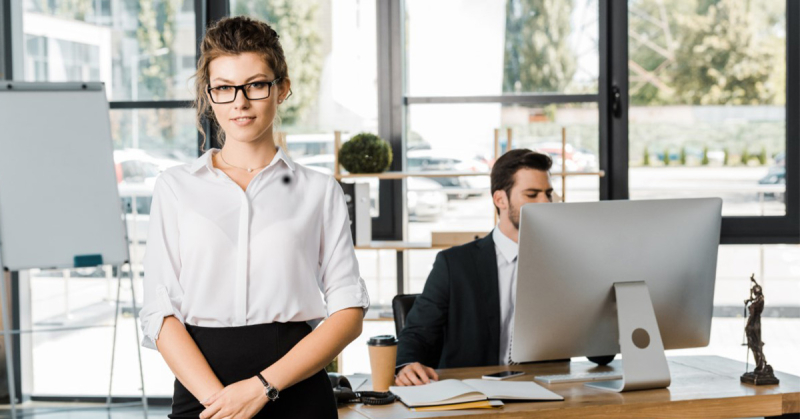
[{"xmin": 337, "ymin": 355, "xmax": 800, "ymax": 418}]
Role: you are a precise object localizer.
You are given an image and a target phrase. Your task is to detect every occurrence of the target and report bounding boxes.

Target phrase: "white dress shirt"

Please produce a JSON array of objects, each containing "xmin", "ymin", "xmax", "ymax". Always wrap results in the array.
[
  {"xmin": 138, "ymin": 147, "xmax": 370, "ymax": 351},
  {"xmin": 493, "ymin": 226, "xmax": 518, "ymax": 365}
]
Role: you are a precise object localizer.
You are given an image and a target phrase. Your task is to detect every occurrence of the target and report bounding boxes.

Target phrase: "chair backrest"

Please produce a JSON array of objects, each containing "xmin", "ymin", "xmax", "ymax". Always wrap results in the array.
[{"xmin": 391, "ymin": 294, "xmax": 419, "ymax": 337}]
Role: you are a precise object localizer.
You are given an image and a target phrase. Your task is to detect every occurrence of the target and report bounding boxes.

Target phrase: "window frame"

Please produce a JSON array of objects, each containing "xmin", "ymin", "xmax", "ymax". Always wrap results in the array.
[
  {"xmin": 0, "ymin": 0, "xmax": 222, "ymax": 404},
  {"xmin": 2, "ymin": 0, "xmax": 797, "ymax": 404},
  {"xmin": 604, "ymin": 0, "xmax": 800, "ymax": 245}
]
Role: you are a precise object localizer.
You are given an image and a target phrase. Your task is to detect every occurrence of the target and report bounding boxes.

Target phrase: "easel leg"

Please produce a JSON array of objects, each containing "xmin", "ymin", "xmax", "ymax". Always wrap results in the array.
[
  {"xmin": 107, "ymin": 265, "xmax": 123, "ymax": 407},
  {"xmin": 0, "ymin": 270, "xmax": 18, "ymax": 419},
  {"xmin": 127, "ymin": 263, "xmax": 148, "ymax": 418}
]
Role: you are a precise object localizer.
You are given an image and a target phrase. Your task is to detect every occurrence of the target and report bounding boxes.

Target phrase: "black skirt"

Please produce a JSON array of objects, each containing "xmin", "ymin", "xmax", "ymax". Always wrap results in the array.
[{"xmin": 169, "ymin": 322, "xmax": 337, "ymax": 419}]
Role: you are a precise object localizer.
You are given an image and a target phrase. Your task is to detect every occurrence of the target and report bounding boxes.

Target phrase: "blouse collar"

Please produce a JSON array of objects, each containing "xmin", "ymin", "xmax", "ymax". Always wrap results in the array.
[{"xmin": 189, "ymin": 145, "xmax": 296, "ymax": 175}]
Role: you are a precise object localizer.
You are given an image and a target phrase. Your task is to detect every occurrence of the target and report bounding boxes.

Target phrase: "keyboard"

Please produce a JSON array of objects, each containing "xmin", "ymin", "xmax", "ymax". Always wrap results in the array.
[{"xmin": 534, "ymin": 371, "xmax": 622, "ymax": 384}]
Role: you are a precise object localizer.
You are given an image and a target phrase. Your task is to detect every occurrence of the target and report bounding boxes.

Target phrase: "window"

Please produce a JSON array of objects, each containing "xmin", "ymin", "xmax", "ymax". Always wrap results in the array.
[
  {"xmin": 233, "ymin": 0, "xmax": 399, "ymax": 307},
  {"xmin": 17, "ymin": 0, "xmax": 197, "ymax": 398},
  {"xmin": 628, "ymin": 0, "xmax": 787, "ymax": 217},
  {"xmin": 405, "ymin": 0, "xmax": 599, "ymax": 97},
  {"xmin": 404, "ymin": 0, "xmax": 602, "ymax": 284}
]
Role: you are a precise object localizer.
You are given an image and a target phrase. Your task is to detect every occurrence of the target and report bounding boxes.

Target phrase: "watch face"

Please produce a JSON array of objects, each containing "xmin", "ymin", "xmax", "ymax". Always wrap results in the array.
[{"xmin": 267, "ymin": 388, "xmax": 279, "ymax": 400}]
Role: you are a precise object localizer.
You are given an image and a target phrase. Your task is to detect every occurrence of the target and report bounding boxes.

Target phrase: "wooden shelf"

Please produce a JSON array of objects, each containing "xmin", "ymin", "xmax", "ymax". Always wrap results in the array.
[
  {"xmin": 354, "ymin": 241, "xmax": 449, "ymax": 251},
  {"xmin": 336, "ymin": 170, "xmax": 605, "ymax": 180}
]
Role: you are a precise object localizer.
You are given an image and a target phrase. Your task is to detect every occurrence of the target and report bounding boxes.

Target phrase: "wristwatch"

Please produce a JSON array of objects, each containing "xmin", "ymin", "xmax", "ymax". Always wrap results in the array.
[{"xmin": 256, "ymin": 373, "xmax": 279, "ymax": 402}]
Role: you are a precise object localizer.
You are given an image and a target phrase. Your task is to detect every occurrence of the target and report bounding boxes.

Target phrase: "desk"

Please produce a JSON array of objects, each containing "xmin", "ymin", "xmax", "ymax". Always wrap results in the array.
[{"xmin": 337, "ymin": 356, "xmax": 800, "ymax": 418}]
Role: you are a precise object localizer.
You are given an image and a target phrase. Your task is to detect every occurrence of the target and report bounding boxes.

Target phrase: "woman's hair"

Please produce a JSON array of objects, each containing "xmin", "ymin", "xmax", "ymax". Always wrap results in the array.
[{"xmin": 192, "ymin": 16, "xmax": 289, "ymax": 150}]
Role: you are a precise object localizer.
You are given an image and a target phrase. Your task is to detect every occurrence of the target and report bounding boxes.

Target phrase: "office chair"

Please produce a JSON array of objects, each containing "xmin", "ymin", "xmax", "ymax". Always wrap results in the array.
[
  {"xmin": 391, "ymin": 293, "xmax": 614, "ymax": 366},
  {"xmin": 391, "ymin": 294, "xmax": 419, "ymax": 337}
]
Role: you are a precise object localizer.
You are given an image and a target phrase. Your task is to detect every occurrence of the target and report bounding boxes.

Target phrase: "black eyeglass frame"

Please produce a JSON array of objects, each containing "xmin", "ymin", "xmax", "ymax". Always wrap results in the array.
[{"xmin": 206, "ymin": 78, "xmax": 291, "ymax": 104}]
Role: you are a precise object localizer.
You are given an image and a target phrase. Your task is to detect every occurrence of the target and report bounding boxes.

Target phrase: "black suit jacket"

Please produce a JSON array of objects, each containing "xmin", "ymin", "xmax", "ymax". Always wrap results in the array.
[{"xmin": 397, "ymin": 233, "xmax": 502, "ymax": 369}]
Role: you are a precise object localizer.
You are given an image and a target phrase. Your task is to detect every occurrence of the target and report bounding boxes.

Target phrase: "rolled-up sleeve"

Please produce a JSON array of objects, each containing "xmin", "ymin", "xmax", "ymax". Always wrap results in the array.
[
  {"xmin": 318, "ymin": 177, "xmax": 370, "ymax": 317},
  {"xmin": 139, "ymin": 175, "xmax": 185, "ymax": 351}
]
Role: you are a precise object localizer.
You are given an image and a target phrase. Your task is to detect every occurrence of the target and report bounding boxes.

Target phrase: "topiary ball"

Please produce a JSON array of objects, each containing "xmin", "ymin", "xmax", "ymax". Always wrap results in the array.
[{"xmin": 338, "ymin": 133, "xmax": 393, "ymax": 174}]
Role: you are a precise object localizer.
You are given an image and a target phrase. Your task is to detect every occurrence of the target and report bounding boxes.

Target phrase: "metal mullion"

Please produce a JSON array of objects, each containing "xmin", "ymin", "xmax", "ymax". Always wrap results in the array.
[
  {"xmin": 375, "ymin": 0, "xmax": 404, "ymax": 242},
  {"xmin": 109, "ymin": 100, "xmax": 193, "ymax": 109},
  {"xmin": 195, "ymin": 0, "xmax": 208, "ymax": 155},
  {"xmin": 205, "ymin": 1, "xmax": 229, "ymax": 151},
  {"xmin": 1, "ymin": 0, "xmax": 12, "ymax": 80},
  {"xmin": 405, "ymin": 93, "xmax": 598, "ymax": 105},
  {"xmin": 603, "ymin": 0, "xmax": 629, "ymax": 201},
  {"xmin": 782, "ymin": 0, "xmax": 800, "ymax": 241}
]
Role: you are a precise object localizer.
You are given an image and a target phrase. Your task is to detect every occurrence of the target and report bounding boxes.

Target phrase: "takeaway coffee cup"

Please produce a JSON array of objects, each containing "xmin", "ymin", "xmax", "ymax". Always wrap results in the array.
[{"xmin": 367, "ymin": 335, "xmax": 398, "ymax": 392}]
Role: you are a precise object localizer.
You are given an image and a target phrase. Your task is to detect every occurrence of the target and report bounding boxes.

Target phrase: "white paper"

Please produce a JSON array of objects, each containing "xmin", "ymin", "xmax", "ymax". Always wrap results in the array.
[
  {"xmin": 389, "ymin": 380, "xmax": 486, "ymax": 406},
  {"xmin": 462, "ymin": 379, "xmax": 563, "ymax": 401}
]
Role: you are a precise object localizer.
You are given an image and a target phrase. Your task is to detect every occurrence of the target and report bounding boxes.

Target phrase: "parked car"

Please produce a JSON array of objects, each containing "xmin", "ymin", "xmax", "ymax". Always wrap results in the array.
[
  {"xmin": 758, "ymin": 165, "xmax": 785, "ymax": 202},
  {"xmin": 113, "ymin": 149, "xmax": 182, "ymax": 260},
  {"xmin": 533, "ymin": 142, "xmax": 598, "ymax": 172},
  {"xmin": 407, "ymin": 177, "xmax": 448, "ymax": 221},
  {"xmin": 296, "ymin": 154, "xmax": 448, "ymax": 220},
  {"xmin": 113, "ymin": 148, "xmax": 183, "ymax": 184},
  {"xmin": 406, "ymin": 149, "xmax": 490, "ymax": 199}
]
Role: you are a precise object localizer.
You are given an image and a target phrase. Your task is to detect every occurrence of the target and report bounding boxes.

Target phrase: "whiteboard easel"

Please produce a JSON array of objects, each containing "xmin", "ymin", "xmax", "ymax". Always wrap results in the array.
[{"xmin": 0, "ymin": 82, "xmax": 147, "ymax": 418}]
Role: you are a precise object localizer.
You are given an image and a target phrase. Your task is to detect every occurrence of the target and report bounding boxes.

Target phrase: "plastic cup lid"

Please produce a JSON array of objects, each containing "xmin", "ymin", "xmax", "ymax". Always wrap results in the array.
[{"xmin": 367, "ymin": 335, "xmax": 397, "ymax": 346}]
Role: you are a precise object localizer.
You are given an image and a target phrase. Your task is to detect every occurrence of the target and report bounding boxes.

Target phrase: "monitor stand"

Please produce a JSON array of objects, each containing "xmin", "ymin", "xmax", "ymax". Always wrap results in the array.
[{"xmin": 585, "ymin": 281, "xmax": 671, "ymax": 392}]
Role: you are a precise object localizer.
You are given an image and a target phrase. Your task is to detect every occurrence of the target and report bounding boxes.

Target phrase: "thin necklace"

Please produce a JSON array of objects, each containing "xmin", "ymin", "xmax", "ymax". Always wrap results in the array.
[{"xmin": 219, "ymin": 149, "xmax": 269, "ymax": 173}]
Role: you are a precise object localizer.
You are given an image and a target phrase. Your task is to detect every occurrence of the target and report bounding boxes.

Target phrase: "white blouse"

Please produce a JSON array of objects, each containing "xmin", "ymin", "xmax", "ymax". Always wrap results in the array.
[{"xmin": 138, "ymin": 147, "xmax": 370, "ymax": 351}]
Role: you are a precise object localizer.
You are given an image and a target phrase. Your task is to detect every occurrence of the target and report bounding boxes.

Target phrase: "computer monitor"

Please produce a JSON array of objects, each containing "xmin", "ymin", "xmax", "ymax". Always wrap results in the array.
[{"xmin": 511, "ymin": 198, "xmax": 722, "ymax": 392}]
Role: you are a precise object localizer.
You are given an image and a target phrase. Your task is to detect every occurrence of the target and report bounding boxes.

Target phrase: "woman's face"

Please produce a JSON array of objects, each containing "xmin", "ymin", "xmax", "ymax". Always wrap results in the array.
[{"xmin": 207, "ymin": 52, "xmax": 289, "ymax": 146}]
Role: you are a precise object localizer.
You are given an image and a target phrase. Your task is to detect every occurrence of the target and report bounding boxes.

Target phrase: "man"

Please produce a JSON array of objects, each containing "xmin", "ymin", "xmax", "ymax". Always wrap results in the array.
[{"xmin": 395, "ymin": 149, "xmax": 611, "ymax": 386}]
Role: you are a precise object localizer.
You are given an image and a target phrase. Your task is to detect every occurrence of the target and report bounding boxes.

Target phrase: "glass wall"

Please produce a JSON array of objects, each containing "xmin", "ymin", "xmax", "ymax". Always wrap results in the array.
[
  {"xmin": 623, "ymin": 0, "xmax": 798, "ymax": 377},
  {"xmin": 628, "ymin": 0, "xmax": 787, "ymax": 216},
  {"xmin": 403, "ymin": 0, "xmax": 601, "ymax": 287},
  {"xmin": 19, "ymin": 0, "xmax": 197, "ymax": 397},
  {"xmin": 9, "ymin": 0, "xmax": 800, "ymax": 395}
]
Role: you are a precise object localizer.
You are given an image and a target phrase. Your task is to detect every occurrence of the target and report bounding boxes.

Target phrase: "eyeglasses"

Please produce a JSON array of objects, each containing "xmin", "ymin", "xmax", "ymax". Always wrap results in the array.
[{"xmin": 206, "ymin": 78, "xmax": 286, "ymax": 104}]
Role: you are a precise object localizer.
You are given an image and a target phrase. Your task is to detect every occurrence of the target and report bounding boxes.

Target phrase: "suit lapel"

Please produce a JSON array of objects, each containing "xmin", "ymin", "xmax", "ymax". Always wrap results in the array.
[{"xmin": 474, "ymin": 233, "xmax": 500, "ymax": 364}]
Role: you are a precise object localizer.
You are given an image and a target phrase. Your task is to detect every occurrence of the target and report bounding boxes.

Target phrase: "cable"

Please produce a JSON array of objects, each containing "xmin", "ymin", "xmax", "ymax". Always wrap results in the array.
[{"xmin": 356, "ymin": 391, "xmax": 397, "ymax": 406}]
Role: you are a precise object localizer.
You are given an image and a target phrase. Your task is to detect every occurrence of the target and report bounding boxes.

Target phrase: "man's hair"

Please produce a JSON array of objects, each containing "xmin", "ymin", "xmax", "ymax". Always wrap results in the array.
[{"xmin": 490, "ymin": 149, "xmax": 553, "ymax": 215}]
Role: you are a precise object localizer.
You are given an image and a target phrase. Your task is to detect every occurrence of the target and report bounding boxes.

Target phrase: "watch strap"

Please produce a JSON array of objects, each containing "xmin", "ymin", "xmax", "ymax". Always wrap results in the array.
[{"xmin": 256, "ymin": 373, "xmax": 279, "ymax": 401}]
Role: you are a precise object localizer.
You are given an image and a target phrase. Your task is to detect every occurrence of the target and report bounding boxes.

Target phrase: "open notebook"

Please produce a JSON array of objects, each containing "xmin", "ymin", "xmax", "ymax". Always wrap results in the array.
[{"xmin": 389, "ymin": 379, "xmax": 563, "ymax": 408}]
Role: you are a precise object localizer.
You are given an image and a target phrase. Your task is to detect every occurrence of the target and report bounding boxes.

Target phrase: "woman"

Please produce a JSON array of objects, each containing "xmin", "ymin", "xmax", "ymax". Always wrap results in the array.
[{"xmin": 138, "ymin": 16, "xmax": 369, "ymax": 419}]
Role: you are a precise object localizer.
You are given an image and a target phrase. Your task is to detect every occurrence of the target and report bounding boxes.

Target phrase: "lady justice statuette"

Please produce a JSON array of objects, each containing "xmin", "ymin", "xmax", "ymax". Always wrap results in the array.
[{"xmin": 741, "ymin": 274, "xmax": 779, "ymax": 385}]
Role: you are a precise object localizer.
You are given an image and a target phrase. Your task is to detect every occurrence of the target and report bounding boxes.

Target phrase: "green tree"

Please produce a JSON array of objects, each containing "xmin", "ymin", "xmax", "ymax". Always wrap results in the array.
[
  {"xmin": 137, "ymin": 0, "xmax": 182, "ymax": 101},
  {"xmin": 701, "ymin": 146, "xmax": 709, "ymax": 165},
  {"xmin": 628, "ymin": 0, "xmax": 783, "ymax": 106},
  {"xmin": 758, "ymin": 146, "xmax": 767, "ymax": 165},
  {"xmin": 643, "ymin": 147, "xmax": 650, "ymax": 166},
  {"xmin": 234, "ymin": 0, "xmax": 323, "ymax": 125},
  {"xmin": 502, "ymin": 0, "xmax": 577, "ymax": 93},
  {"xmin": 741, "ymin": 148, "xmax": 750, "ymax": 165},
  {"xmin": 136, "ymin": 0, "xmax": 183, "ymax": 146},
  {"xmin": 723, "ymin": 148, "xmax": 729, "ymax": 165},
  {"xmin": 663, "ymin": 148, "xmax": 671, "ymax": 166},
  {"xmin": 55, "ymin": 0, "xmax": 93, "ymax": 20},
  {"xmin": 679, "ymin": 146, "xmax": 687, "ymax": 165},
  {"xmin": 670, "ymin": 0, "xmax": 777, "ymax": 105}
]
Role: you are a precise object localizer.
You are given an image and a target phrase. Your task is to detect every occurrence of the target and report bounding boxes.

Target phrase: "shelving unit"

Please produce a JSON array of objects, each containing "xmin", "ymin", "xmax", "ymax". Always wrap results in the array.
[
  {"xmin": 330, "ymin": 128, "xmax": 609, "ymax": 360},
  {"xmin": 335, "ymin": 170, "xmax": 604, "ymax": 180},
  {"xmin": 334, "ymin": 128, "xmax": 605, "ymax": 252}
]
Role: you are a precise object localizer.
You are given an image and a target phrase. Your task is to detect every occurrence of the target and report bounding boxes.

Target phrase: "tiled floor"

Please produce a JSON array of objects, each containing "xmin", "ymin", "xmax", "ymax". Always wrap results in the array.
[{"xmin": 0, "ymin": 404, "xmax": 169, "ymax": 418}]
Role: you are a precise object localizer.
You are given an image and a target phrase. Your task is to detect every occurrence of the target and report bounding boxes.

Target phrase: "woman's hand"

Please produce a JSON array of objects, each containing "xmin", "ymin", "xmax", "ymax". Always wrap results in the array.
[{"xmin": 199, "ymin": 376, "xmax": 267, "ymax": 419}]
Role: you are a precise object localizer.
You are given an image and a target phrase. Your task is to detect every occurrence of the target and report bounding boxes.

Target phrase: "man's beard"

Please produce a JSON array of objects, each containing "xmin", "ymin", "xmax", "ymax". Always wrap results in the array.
[{"xmin": 508, "ymin": 198, "xmax": 520, "ymax": 230}]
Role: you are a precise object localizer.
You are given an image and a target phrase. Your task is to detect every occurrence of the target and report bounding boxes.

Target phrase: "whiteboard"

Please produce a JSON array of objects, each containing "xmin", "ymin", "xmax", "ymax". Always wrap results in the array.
[{"xmin": 0, "ymin": 82, "xmax": 129, "ymax": 270}]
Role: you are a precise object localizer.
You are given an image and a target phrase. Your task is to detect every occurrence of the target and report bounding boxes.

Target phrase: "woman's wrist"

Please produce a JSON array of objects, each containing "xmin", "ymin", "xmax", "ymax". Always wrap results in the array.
[
  {"xmin": 250, "ymin": 376, "xmax": 269, "ymax": 401},
  {"xmin": 200, "ymin": 383, "xmax": 224, "ymax": 405},
  {"xmin": 260, "ymin": 368, "xmax": 284, "ymax": 392}
]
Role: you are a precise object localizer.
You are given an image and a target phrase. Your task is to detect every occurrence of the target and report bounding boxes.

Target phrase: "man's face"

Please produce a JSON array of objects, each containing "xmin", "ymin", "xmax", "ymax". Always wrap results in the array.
[{"xmin": 506, "ymin": 169, "xmax": 553, "ymax": 230}]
